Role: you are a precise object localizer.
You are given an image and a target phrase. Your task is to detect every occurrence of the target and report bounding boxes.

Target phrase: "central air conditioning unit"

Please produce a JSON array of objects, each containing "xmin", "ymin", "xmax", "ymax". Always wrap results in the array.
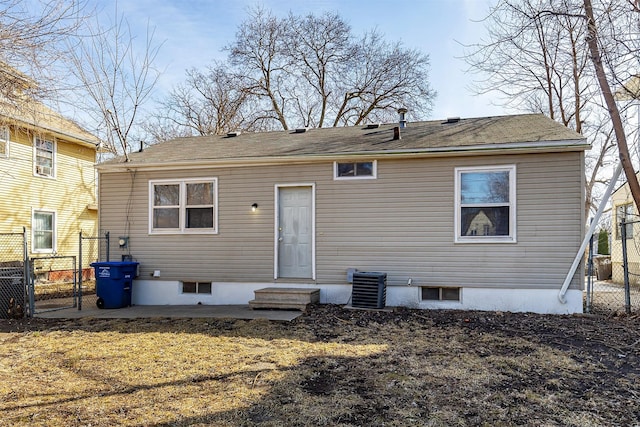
[{"xmin": 351, "ymin": 272, "xmax": 387, "ymax": 309}]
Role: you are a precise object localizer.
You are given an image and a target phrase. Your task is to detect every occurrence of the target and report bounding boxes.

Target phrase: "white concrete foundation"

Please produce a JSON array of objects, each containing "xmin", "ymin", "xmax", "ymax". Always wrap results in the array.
[
  {"xmin": 131, "ymin": 280, "xmax": 352, "ymax": 306},
  {"xmin": 131, "ymin": 280, "xmax": 584, "ymax": 314}
]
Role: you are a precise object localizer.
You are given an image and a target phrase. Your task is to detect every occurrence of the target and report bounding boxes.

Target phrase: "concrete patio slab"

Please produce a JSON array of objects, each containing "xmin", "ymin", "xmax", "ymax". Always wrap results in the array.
[{"xmin": 35, "ymin": 303, "xmax": 303, "ymax": 321}]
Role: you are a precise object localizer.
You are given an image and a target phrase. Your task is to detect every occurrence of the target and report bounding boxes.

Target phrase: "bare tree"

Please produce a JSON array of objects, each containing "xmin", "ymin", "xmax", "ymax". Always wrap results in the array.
[
  {"xmin": 150, "ymin": 8, "xmax": 435, "ymax": 136},
  {"xmin": 146, "ymin": 64, "xmax": 251, "ymax": 141},
  {"xmin": 333, "ymin": 29, "xmax": 435, "ymax": 127},
  {"xmin": 583, "ymin": 0, "xmax": 640, "ymax": 211},
  {"xmin": 286, "ymin": 11, "xmax": 353, "ymax": 128},
  {"xmin": 462, "ymin": 0, "xmax": 630, "ymax": 219},
  {"xmin": 68, "ymin": 6, "xmax": 162, "ymax": 161},
  {"xmin": 464, "ymin": 0, "xmax": 594, "ymax": 131},
  {"xmin": 226, "ymin": 6, "xmax": 291, "ymax": 131},
  {"xmin": 0, "ymin": 0, "xmax": 86, "ymax": 108}
]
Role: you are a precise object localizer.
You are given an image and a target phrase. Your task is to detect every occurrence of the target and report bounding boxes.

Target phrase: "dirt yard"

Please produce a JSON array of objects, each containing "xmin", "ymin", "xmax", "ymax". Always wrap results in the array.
[{"xmin": 0, "ymin": 305, "xmax": 638, "ymax": 426}]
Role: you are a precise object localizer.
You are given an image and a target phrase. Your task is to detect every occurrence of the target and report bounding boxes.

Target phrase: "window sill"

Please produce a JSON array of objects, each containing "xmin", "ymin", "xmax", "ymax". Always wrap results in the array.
[
  {"xmin": 150, "ymin": 230, "xmax": 218, "ymax": 235},
  {"xmin": 455, "ymin": 237, "xmax": 517, "ymax": 244}
]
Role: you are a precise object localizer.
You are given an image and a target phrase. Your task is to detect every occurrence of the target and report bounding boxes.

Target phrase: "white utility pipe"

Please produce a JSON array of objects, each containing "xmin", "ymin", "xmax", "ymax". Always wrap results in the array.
[{"xmin": 558, "ymin": 162, "xmax": 623, "ymax": 303}]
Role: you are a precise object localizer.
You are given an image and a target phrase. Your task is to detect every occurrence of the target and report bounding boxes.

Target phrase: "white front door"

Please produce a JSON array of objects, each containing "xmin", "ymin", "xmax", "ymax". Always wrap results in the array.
[{"xmin": 277, "ymin": 185, "xmax": 314, "ymax": 279}]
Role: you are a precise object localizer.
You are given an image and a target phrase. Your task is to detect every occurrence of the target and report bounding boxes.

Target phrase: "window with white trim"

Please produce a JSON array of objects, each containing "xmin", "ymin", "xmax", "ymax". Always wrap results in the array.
[
  {"xmin": 334, "ymin": 160, "xmax": 377, "ymax": 179},
  {"xmin": 149, "ymin": 178, "xmax": 218, "ymax": 234},
  {"xmin": 0, "ymin": 126, "xmax": 9, "ymax": 158},
  {"xmin": 455, "ymin": 165, "xmax": 516, "ymax": 243},
  {"xmin": 33, "ymin": 210, "xmax": 55, "ymax": 252},
  {"xmin": 34, "ymin": 136, "xmax": 55, "ymax": 177}
]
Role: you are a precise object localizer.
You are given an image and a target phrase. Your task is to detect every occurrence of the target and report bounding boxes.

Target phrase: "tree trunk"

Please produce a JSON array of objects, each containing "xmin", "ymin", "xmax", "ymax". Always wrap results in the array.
[{"xmin": 584, "ymin": 0, "xmax": 640, "ymax": 211}]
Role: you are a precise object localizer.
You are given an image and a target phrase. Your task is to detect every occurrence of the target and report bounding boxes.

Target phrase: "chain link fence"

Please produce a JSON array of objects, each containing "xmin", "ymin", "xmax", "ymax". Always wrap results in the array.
[
  {"xmin": 0, "ymin": 231, "xmax": 27, "ymax": 319},
  {"xmin": 588, "ymin": 219, "xmax": 640, "ymax": 315},
  {"xmin": 0, "ymin": 230, "xmax": 109, "ymax": 316}
]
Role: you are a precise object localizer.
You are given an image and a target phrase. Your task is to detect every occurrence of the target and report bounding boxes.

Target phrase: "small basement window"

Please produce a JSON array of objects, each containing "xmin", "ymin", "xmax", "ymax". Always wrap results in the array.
[
  {"xmin": 182, "ymin": 281, "xmax": 212, "ymax": 294},
  {"xmin": 334, "ymin": 160, "xmax": 377, "ymax": 180},
  {"xmin": 422, "ymin": 287, "xmax": 460, "ymax": 301}
]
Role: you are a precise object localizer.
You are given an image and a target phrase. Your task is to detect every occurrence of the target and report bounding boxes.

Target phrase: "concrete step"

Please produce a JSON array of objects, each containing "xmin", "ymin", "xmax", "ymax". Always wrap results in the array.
[{"xmin": 249, "ymin": 287, "xmax": 320, "ymax": 311}]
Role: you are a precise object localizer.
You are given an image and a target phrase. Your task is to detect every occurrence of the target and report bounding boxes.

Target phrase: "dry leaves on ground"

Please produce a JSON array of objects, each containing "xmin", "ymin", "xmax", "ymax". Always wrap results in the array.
[{"xmin": 0, "ymin": 305, "xmax": 638, "ymax": 426}]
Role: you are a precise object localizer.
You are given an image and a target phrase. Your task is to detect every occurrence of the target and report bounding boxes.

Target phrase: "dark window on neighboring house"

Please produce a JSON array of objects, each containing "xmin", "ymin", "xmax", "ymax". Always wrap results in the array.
[
  {"xmin": 615, "ymin": 203, "xmax": 634, "ymax": 239},
  {"xmin": 0, "ymin": 126, "xmax": 9, "ymax": 158},
  {"xmin": 34, "ymin": 136, "xmax": 55, "ymax": 177}
]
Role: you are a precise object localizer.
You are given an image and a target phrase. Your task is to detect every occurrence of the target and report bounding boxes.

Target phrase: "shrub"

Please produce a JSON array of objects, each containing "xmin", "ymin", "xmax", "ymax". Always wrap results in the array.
[{"xmin": 597, "ymin": 229, "xmax": 610, "ymax": 255}]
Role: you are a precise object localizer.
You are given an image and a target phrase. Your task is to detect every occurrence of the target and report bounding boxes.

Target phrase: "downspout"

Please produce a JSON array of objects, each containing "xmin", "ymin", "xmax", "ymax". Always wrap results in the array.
[{"xmin": 558, "ymin": 162, "xmax": 622, "ymax": 303}]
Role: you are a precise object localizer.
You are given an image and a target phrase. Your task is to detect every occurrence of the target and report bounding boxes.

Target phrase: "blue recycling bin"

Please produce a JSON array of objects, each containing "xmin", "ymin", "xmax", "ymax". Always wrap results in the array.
[{"xmin": 90, "ymin": 261, "xmax": 139, "ymax": 309}]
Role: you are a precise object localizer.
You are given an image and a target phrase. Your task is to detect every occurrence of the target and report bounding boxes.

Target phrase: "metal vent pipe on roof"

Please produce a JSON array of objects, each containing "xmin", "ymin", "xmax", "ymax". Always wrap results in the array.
[{"xmin": 398, "ymin": 107, "xmax": 408, "ymax": 128}]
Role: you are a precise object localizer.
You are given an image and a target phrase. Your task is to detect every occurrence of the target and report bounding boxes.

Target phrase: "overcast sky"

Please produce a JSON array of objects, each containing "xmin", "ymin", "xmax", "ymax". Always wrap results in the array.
[{"xmin": 90, "ymin": 0, "xmax": 507, "ymax": 121}]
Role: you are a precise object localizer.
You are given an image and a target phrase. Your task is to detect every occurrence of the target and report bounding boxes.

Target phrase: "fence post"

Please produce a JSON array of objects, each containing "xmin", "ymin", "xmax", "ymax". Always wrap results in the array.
[
  {"xmin": 586, "ymin": 227, "xmax": 594, "ymax": 313},
  {"xmin": 105, "ymin": 231, "xmax": 110, "ymax": 262},
  {"xmin": 23, "ymin": 227, "xmax": 33, "ymax": 318},
  {"xmin": 621, "ymin": 219, "xmax": 632, "ymax": 314},
  {"xmin": 78, "ymin": 231, "xmax": 83, "ymax": 311}
]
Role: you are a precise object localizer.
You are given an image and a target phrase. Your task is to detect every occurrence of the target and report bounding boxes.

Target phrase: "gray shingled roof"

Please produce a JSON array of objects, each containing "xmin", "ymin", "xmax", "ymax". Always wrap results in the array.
[{"xmin": 100, "ymin": 114, "xmax": 587, "ymax": 169}]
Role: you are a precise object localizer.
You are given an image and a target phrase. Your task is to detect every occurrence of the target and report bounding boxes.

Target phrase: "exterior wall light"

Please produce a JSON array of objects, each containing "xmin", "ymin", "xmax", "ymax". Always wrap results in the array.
[{"xmin": 251, "ymin": 203, "xmax": 258, "ymax": 212}]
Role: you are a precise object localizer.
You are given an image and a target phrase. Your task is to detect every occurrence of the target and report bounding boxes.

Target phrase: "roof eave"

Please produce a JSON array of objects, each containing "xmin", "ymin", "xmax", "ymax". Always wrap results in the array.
[
  {"xmin": 24, "ymin": 122, "xmax": 99, "ymax": 148},
  {"xmin": 96, "ymin": 139, "xmax": 589, "ymax": 173},
  {"xmin": 2, "ymin": 108, "xmax": 99, "ymax": 148}
]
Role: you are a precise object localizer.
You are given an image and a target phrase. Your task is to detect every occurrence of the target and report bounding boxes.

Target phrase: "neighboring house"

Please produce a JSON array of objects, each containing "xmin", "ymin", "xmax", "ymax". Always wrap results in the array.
[
  {"xmin": 609, "ymin": 77, "xmax": 640, "ymax": 286},
  {"xmin": 0, "ymin": 83, "xmax": 99, "ymax": 270},
  {"xmin": 610, "ymin": 175, "xmax": 640, "ymax": 286},
  {"xmin": 96, "ymin": 113, "xmax": 589, "ymax": 314}
]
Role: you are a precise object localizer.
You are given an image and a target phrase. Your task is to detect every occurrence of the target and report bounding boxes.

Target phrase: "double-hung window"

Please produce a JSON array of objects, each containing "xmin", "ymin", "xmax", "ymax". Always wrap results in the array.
[
  {"xmin": 455, "ymin": 165, "xmax": 516, "ymax": 243},
  {"xmin": 34, "ymin": 136, "xmax": 55, "ymax": 177},
  {"xmin": 0, "ymin": 126, "xmax": 9, "ymax": 158},
  {"xmin": 149, "ymin": 178, "xmax": 218, "ymax": 234},
  {"xmin": 33, "ymin": 210, "xmax": 55, "ymax": 252}
]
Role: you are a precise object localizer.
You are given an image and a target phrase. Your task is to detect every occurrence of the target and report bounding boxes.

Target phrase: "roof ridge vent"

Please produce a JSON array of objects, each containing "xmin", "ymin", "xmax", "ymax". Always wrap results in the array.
[
  {"xmin": 294, "ymin": 127, "xmax": 309, "ymax": 133},
  {"xmin": 226, "ymin": 131, "xmax": 241, "ymax": 137},
  {"xmin": 444, "ymin": 117, "xmax": 460, "ymax": 124},
  {"xmin": 365, "ymin": 123, "xmax": 381, "ymax": 129}
]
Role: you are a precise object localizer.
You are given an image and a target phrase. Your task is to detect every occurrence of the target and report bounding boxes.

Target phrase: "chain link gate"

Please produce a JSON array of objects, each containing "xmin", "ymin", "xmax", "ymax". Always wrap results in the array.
[
  {"xmin": 78, "ymin": 231, "xmax": 109, "ymax": 310},
  {"xmin": 0, "ymin": 229, "xmax": 28, "ymax": 319},
  {"xmin": 29, "ymin": 255, "xmax": 78, "ymax": 314}
]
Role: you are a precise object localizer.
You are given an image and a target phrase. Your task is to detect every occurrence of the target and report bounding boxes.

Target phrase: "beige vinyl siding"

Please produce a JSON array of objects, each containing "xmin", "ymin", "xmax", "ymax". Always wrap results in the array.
[
  {"xmin": 99, "ymin": 150, "xmax": 584, "ymax": 291},
  {"xmin": 0, "ymin": 126, "xmax": 97, "ymax": 256},
  {"xmin": 317, "ymin": 153, "xmax": 583, "ymax": 290}
]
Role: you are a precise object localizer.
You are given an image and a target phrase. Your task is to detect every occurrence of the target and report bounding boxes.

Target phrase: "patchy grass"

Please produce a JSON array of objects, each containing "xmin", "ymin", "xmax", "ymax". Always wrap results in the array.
[{"xmin": 0, "ymin": 306, "xmax": 639, "ymax": 426}]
